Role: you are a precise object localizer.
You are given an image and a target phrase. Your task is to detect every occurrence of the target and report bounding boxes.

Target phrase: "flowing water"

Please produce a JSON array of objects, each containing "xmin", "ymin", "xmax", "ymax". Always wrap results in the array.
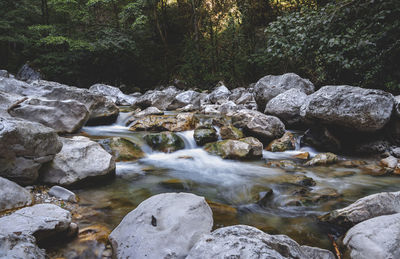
[{"xmin": 74, "ymin": 111, "xmax": 400, "ymax": 251}]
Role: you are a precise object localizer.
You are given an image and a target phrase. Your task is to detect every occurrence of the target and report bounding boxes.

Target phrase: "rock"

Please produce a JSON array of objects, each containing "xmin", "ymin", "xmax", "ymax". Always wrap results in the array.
[
  {"xmin": 0, "ymin": 233, "xmax": 46, "ymax": 259},
  {"xmin": 0, "ymin": 177, "xmax": 32, "ymax": 212},
  {"xmin": 8, "ymin": 97, "xmax": 89, "ymax": 134},
  {"xmin": 78, "ymin": 225, "xmax": 111, "ymax": 244},
  {"xmin": 220, "ymin": 125, "xmax": 244, "ymax": 140},
  {"xmin": 218, "ymin": 101, "xmax": 238, "ymax": 114},
  {"xmin": 0, "ymin": 117, "xmax": 62, "ymax": 185},
  {"xmin": 89, "ymin": 83, "xmax": 136, "ymax": 105},
  {"xmin": 206, "ymin": 200, "xmax": 238, "ymax": 224},
  {"xmin": 231, "ymin": 109, "xmax": 285, "ymax": 142},
  {"xmin": 266, "ymin": 160, "xmax": 298, "ymax": 171},
  {"xmin": 293, "ymin": 152, "xmax": 310, "ymax": 160},
  {"xmin": 129, "ymin": 113, "xmax": 197, "ymax": 132},
  {"xmin": 100, "ymin": 137, "xmax": 145, "ymax": 161},
  {"xmin": 207, "ymin": 84, "xmax": 231, "ymax": 104},
  {"xmin": 134, "ymin": 86, "xmax": 179, "ymax": 110},
  {"xmin": 186, "ymin": 225, "xmax": 334, "ymax": 259},
  {"xmin": 40, "ymin": 136, "xmax": 115, "ymax": 187},
  {"xmin": 300, "ymin": 85, "xmax": 394, "ymax": 132},
  {"xmin": 343, "ymin": 213, "xmax": 400, "ymax": 259},
  {"xmin": 0, "ymin": 91, "xmax": 21, "ymax": 117},
  {"xmin": 168, "ymin": 90, "xmax": 202, "ymax": 110},
  {"xmin": 265, "ymin": 88, "xmax": 308, "ymax": 127},
  {"xmin": 266, "ymin": 132, "xmax": 296, "ymax": 152},
  {"xmin": 394, "ymin": 95, "xmax": 400, "ymax": 117},
  {"xmin": 305, "ymin": 153, "xmax": 338, "ymax": 166},
  {"xmin": 254, "ymin": 73, "xmax": 314, "ymax": 112},
  {"xmin": 0, "ymin": 70, "xmax": 9, "ymax": 78},
  {"xmin": 301, "ymin": 127, "xmax": 341, "ymax": 152},
  {"xmin": 391, "ymin": 147, "xmax": 400, "ymax": 158},
  {"xmin": 48, "ymin": 185, "xmax": 77, "ymax": 202},
  {"xmin": 194, "ymin": 125, "xmax": 218, "ymax": 146},
  {"xmin": 320, "ymin": 191, "xmax": 400, "ymax": 229},
  {"xmin": 16, "ymin": 63, "xmax": 41, "ymax": 81},
  {"xmin": 144, "ymin": 132, "xmax": 185, "ymax": 153},
  {"xmin": 353, "ymin": 139, "xmax": 390, "ymax": 155},
  {"xmin": 204, "ymin": 137, "xmax": 263, "ymax": 160},
  {"xmin": 380, "ymin": 156, "xmax": 398, "ymax": 170},
  {"xmin": 134, "ymin": 106, "xmax": 164, "ymax": 117},
  {"xmin": 160, "ymin": 179, "xmax": 194, "ymax": 190},
  {"xmin": 0, "ymin": 204, "xmax": 72, "ymax": 241},
  {"xmin": 109, "ymin": 193, "xmax": 213, "ymax": 259}
]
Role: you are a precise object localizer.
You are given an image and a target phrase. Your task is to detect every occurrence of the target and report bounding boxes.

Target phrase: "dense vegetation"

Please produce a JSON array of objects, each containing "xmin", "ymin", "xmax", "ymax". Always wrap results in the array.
[{"xmin": 1, "ymin": 0, "xmax": 399, "ymax": 92}]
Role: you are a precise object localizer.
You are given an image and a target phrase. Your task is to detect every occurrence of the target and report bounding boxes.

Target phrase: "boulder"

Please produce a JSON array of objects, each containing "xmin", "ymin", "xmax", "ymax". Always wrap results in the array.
[
  {"xmin": 300, "ymin": 127, "xmax": 341, "ymax": 152},
  {"xmin": 343, "ymin": 213, "xmax": 400, "ymax": 259},
  {"xmin": 320, "ymin": 191, "xmax": 400, "ymax": 229},
  {"xmin": 204, "ymin": 137, "xmax": 263, "ymax": 160},
  {"xmin": 0, "ymin": 91, "xmax": 23, "ymax": 117},
  {"xmin": 394, "ymin": 95, "xmax": 400, "ymax": 118},
  {"xmin": 109, "ymin": 193, "xmax": 213, "ymax": 259},
  {"xmin": 254, "ymin": 73, "xmax": 314, "ymax": 111},
  {"xmin": 300, "ymin": 85, "xmax": 394, "ymax": 132},
  {"xmin": 0, "ymin": 177, "xmax": 32, "ymax": 212},
  {"xmin": 99, "ymin": 137, "xmax": 145, "ymax": 161},
  {"xmin": 134, "ymin": 86, "xmax": 180, "ymax": 110},
  {"xmin": 231, "ymin": 109, "xmax": 285, "ymax": 142},
  {"xmin": 16, "ymin": 63, "xmax": 41, "ymax": 81},
  {"xmin": 206, "ymin": 84, "xmax": 231, "ymax": 104},
  {"xmin": 144, "ymin": 132, "xmax": 185, "ymax": 153},
  {"xmin": 129, "ymin": 113, "xmax": 197, "ymax": 132},
  {"xmin": 220, "ymin": 125, "xmax": 244, "ymax": 140},
  {"xmin": 194, "ymin": 125, "xmax": 218, "ymax": 146},
  {"xmin": 0, "ymin": 70, "xmax": 9, "ymax": 78},
  {"xmin": 0, "ymin": 233, "xmax": 45, "ymax": 259},
  {"xmin": 305, "ymin": 153, "xmax": 338, "ymax": 166},
  {"xmin": 48, "ymin": 185, "xmax": 77, "ymax": 203},
  {"xmin": 265, "ymin": 88, "xmax": 308, "ymax": 127},
  {"xmin": 353, "ymin": 138, "xmax": 390, "ymax": 155},
  {"xmin": 134, "ymin": 106, "xmax": 163, "ymax": 117},
  {"xmin": 8, "ymin": 98, "xmax": 89, "ymax": 134},
  {"xmin": 187, "ymin": 225, "xmax": 334, "ymax": 259},
  {"xmin": 40, "ymin": 136, "xmax": 115, "ymax": 187},
  {"xmin": 0, "ymin": 117, "xmax": 62, "ymax": 185},
  {"xmin": 89, "ymin": 83, "xmax": 137, "ymax": 106},
  {"xmin": 267, "ymin": 131, "xmax": 296, "ymax": 152},
  {"xmin": 168, "ymin": 90, "xmax": 202, "ymax": 110}
]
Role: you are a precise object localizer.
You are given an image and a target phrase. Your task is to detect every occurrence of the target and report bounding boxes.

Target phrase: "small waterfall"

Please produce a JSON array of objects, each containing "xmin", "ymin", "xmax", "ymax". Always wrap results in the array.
[
  {"xmin": 116, "ymin": 111, "xmax": 133, "ymax": 126},
  {"xmin": 176, "ymin": 130, "xmax": 197, "ymax": 149}
]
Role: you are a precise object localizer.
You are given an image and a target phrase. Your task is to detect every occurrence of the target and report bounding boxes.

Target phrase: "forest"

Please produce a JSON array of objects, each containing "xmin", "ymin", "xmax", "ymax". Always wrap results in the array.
[{"xmin": 1, "ymin": 0, "xmax": 399, "ymax": 92}]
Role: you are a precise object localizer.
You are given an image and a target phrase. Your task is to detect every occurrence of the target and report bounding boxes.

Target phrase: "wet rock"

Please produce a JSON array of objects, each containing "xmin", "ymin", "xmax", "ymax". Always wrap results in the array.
[
  {"xmin": 194, "ymin": 125, "xmax": 218, "ymax": 146},
  {"xmin": 265, "ymin": 88, "xmax": 308, "ymax": 127},
  {"xmin": 206, "ymin": 84, "xmax": 231, "ymax": 104},
  {"xmin": 89, "ymin": 83, "xmax": 136, "ymax": 105},
  {"xmin": 186, "ymin": 225, "xmax": 334, "ymax": 259},
  {"xmin": 129, "ymin": 113, "xmax": 197, "ymax": 132},
  {"xmin": 305, "ymin": 153, "xmax": 338, "ymax": 166},
  {"xmin": 109, "ymin": 193, "xmax": 213, "ymax": 259},
  {"xmin": 0, "ymin": 176, "xmax": 32, "ymax": 212},
  {"xmin": 293, "ymin": 152, "xmax": 310, "ymax": 160},
  {"xmin": 0, "ymin": 233, "xmax": 46, "ymax": 259},
  {"xmin": 168, "ymin": 90, "xmax": 202, "ymax": 110},
  {"xmin": 301, "ymin": 127, "xmax": 341, "ymax": 152},
  {"xmin": 48, "ymin": 185, "xmax": 77, "ymax": 202},
  {"xmin": 101, "ymin": 137, "xmax": 144, "ymax": 161},
  {"xmin": 380, "ymin": 156, "xmax": 398, "ymax": 170},
  {"xmin": 320, "ymin": 191, "xmax": 400, "ymax": 229},
  {"xmin": 206, "ymin": 200, "xmax": 238, "ymax": 224},
  {"xmin": 267, "ymin": 132, "xmax": 296, "ymax": 152},
  {"xmin": 220, "ymin": 125, "xmax": 244, "ymax": 140},
  {"xmin": 16, "ymin": 63, "xmax": 41, "ymax": 81},
  {"xmin": 133, "ymin": 86, "xmax": 179, "ymax": 110},
  {"xmin": 265, "ymin": 160, "xmax": 297, "ymax": 171},
  {"xmin": 360, "ymin": 164, "xmax": 389, "ymax": 176},
  {"xmin": 343, "ymin": 213, "xmax": 400, "ymax": 259},
  {"xmin": 255, "ymin": 188, "xmax": 274, "ymax": 207},
  {"xmin": 8, "ymin": 98, "xmax": 89, "ymax": 134},
  {"xmin": 144, "ymin": 132, "xmax": 184, "ymax": 153},
  {"xmin": 160, "ymin": 179, "xmax": 194, "ymax": 190},
  {"xmin": 254, "ymin": 73, "xmax": 314, "ymax": 112},
  {"xmin": 204, "ymin": 137, "xmax": 263, "ymax": 160},
  {"xmin": 231, "ymin": 109, "xmax": 285, "ymax": 142},
  {"xmin": 270, "ymin": 174, "xmax": 316, "ymax": 187},
  {"xmin": 40, "ymin": 136, "xmax": 116, "ymax": 187},
  {"xmin": 300, "ymin": 85, "xmax": 394, "ymax": 132},
  {"xmin": 338, "ymin": 160, "xmax": 368, "ymax": 168},
  {"xmin": 79, "ymin": 225, "xmax": 111, "ymax": 244},
  {"xmin": 0, "ymin": 117, "xmax": 62, "ymax": 185}
]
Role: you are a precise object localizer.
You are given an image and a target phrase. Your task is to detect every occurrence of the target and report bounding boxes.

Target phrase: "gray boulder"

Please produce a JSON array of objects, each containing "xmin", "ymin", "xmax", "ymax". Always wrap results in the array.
[
  {"xmin": 16, "ymin": 64, "xmax": 41, "ymax": 81},
  {"xmin": 265, "ymin": 88, "xmax": 308, "ymax": 126},
  {"xmin": 0, "ymin": 177, "xmax": 32, "ymax": 212},
  {"xmin": 0, "ymin": 70, "xmax": 9, "ymax": 78},
  {"xmin": 40, "ymin": 136, "xmax": 115, "ymax": 187},
  {"xmin": 48, "ymin": 185, "xmax": 77, "ymax": 202},
  {"xmin": 168, "ymin": 90, "xmax": 202, "ymax": 110},
  {"xmin": 8, "ymin": 98, "xmax": 89, "ymax": 134},
  {"xmin": 204, "ymin": 137, "xmax": 263, "ymax": 160},
  {"xmin": 231, "ymin": 109, "xmax": 285, "ymax": 142},
  {"xmin": 207, "ymin": 84, "xmax": 231, "ymax": 104},
  {"xmin": 0, "ymin": 233, "xmax": 45, "ymax": 259},
  {"xmin": 343, "ymin": 213, "xmax": 400, "ymax": 259},
  {"xmin": 187, "ymin": 225, "xmax": 334, "ymax": 259},
  {"xmin": 134, "ymin": 86, "xmax": 180, "ymax": 110},
  {"xmin": 254, "ymin": 73, "xmax": 314, "ymax": 111},
  {"xmin": 300, "ymin": 85, "xmax": 394, "ymax": 132},
  {"xmin": 109, "ymin": 193, "xmax": 213, "ymax": 259},
  {"xmin": 0, "ymin": 91, "xmax": 22, "ymax": 117},
  {"xmin": 0, "ymin": 117, "xmax": 62, "ymax": 185},
  {"xmin": 89, "ymin": 83, "xmax": 136, "ymax": 106},
  {"xmin": 395, "ymin": 95, "xmax": 400, "ymax": 118},
  {"xmin": 320, "ymin": 191, "xmax": 400, "ymax": 229}
]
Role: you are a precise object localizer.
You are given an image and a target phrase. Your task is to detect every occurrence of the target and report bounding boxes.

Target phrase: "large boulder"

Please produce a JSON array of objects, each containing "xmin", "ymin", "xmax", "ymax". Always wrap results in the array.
[
  {"xmin": 265, "ymin": 88, "xmax": 308, "ymax": 127},
  {"xmin": 394, "ymin": 95, "xmax": 400, "ymax": 118},
  {"xmin": 0, "ymin": 117, "xmax": 62, "ymax": 185},
  {"xmin": 134, "ymin": 86, "xmax": 180, "ymax": 110},
  {"xmin": 320, "ymin": 191, "xmax": 400, "ymax": 229},
  {"xmin": 231, "ymin": 109, "xmax": 285, "ymax": 142},
  {"xmin": 89, "ymin": 83, "xmax": 137, "ymax": 106},
  {"xmin": 343, "ymin": 213, "xmax": 400, "ymax": 259},
  {"xmin": 206, "ymin": 84, "xmax": 231, "ymax": 104},
  {"xmin": 168, "ymin": 90, "xmax": 202, "ymax": 110},
  {"xmin": 129, "ymin": 113, "xmax": 197, "ymax": 132},
  {"xmin": 254, "ymin": 73, "xmax": 314, "ymax": 111},
  {"xmin": 187, "ymin": 225, "xmax": 334, "ymax": 259},
  {"xmin": 0, "ymin": 233, "xmax": 45, "ymax": 259},
  {"xmin": 144, "ymin": 132, "xmax": 185, "ymax": 153},
  {"xmin": 109, "ymin": 193, "xmax": 213, "ymax": 259},
  {"xmin": 8, "ymin": 98, "xmax": 89, "ymax": 134},
  {"xmin": 204, "ymin": 137, "xmax": 263, "ymax": 160},
  {"xmin": 300, "ymin": 85, "xmax": 394, "ymax": 132},
  {"xmin": 0, "ymin": 177, "xmax": 32, "ymax": 212},
  {"xmin": 40, "ymin": 136, "xmax": 115, "ymax": 187}
]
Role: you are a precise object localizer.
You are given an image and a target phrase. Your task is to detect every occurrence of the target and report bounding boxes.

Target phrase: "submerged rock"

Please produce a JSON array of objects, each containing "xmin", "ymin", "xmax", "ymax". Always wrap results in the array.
[
  {"xmin": 220, "ymin": 125, "xmax": 244, "ymax": 140},
  {"xmin": 194, "ymin": 125, "xmax": 218, "ymax": 146},
  {"xmin": 100, "ymin": 137, "xmax": 145, "ymax": 161},
  {"xmin": 0, "ymin": 177, "xmax": 32, "ymax": 212},
  {"xmin": 186, "ymin": 225, "xmax": 334, "ymax": 259},
  {"xmin": 305, "ymin": 153, "xmax": 338, "ymax": 166},
  {"xmin": 144, "ymin": 132, "xmax": 185, "ymax": 153},
  {"xmin": 204, "ymin": 137, "xmax": 263, "ymax": 160},
  {"xmin": 129, "ymin": 113, "xmax": 197, "ymax": 132},
  {"xmin": 109, "ymin": 193, "xmax": 213, "ymax": 259},
  {"xmin": 266, "ymin": 131, "xmax": 296, "ymax": 152},
  {"xmin": 40, "ymin": 136, "xmax": 116, "ymax": 187}
]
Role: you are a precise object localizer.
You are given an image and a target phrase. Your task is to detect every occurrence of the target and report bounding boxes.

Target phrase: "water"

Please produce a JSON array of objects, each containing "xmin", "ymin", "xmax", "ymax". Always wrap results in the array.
[{"xmin": 75, "ymin": 111, "xmax": 400, "ymax": 251}]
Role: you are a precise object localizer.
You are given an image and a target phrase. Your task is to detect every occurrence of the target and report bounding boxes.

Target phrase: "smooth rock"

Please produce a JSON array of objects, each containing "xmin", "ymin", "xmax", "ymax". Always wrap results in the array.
[
  {"xmin": 254, "ymin": 73, "xmax": 314, "ymax": 112},
  {"xmin": 0, "ymin": 177, "xmax": 32, "ymax": 212},
  {"xmin": 48, "ymin": 185, "xmax": 77, "ymax": 202},
  {"xmin": 109, "ymin": 193, "xmax": 213, "ymax": 259},
  {"xmin": 89, "ymin": 83, "xmax": 136, "ymax": 105},
  {"xmin": 40, "ymin": 136, "xmax": 115, "ymax": 187}
]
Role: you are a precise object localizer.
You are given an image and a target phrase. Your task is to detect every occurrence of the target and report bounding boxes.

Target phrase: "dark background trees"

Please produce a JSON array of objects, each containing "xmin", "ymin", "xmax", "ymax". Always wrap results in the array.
[{"xmin": 1, "ymin": 0, "xmax": 399, "ymax": 92}]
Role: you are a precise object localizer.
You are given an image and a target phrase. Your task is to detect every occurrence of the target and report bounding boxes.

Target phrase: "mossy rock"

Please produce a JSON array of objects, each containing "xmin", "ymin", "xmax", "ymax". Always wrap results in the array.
[
  {"xmin": 100, "ymin": 137, "xmax": 145, "ymax": 162},
  {"xmin": 194, "ymin": 125, "xmax": 218, "ymax": 146},
  {"xmin": 220, "ymin": 125, "xmax": 244, "ymax": 140},
  {"xmin": 266, "ymin": 132, "xmax": 296, "ymax": 152},
  {"xmin": 144, "ymin": 132, "xmax": 184, "ymax": 153},
  {"xmin": 204, "ymin": 137, "xmax": 262, "ymax": 160}
]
